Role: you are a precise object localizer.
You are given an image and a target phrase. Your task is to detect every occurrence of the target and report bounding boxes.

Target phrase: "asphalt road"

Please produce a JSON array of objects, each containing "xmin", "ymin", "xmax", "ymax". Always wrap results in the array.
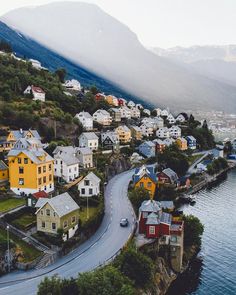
[{"xmin": 0, "ymin": 170, "xmax": 136, "ymax": 295}]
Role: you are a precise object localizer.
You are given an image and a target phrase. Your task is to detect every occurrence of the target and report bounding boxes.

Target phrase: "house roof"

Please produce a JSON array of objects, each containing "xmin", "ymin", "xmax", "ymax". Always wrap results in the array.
[
  {"xmin": 76, "ymin": 111, "xmax": 92, "ymax": 119},
  {"xmin": 159, "ymin": 168, "xmax": 178, "ymax": 183},
  {"xmin": 186, "ymin": 135, "xmax": 196, "ymax": 141},
  {"xmin": 78, "ymin": 172, "xmax": 101, "ymax": 186},
  {"xmin": 160, "ymin": 201, "xmax": 174, "ymax": 210},
  {"xmin": 134, "ymin": 165, "xmax": 157, "ymax": 183},
  {"xmin": 160, "ymin": 212, "xmax": 172, "ymax": 225},
  {"xmin": 139, "ymin": 200, "xmax": 161, "ymax": 213},
  {"xmin": 146, "ymin": 212, "xmax": 160, "ymax": 225},
  {"xmin": 80, "ymin": 132, "xmax": 98, "ymax": 140},
  {"xmin": 55, "ymin": 152, "xmax": 79, "ymax": 166},
  {"xmin": 32, "ymin": 86, "xmax": 45, "ymax": 94},
  {"xmin": 139, "ymin": 141, "xmax": 155, "ymax": 148},
  {"xmin": 77, "ymin": 147, "xmax": 92, "ymax": 155},
  {"xmin": 0, "ymin": 160, "xmax": 8, "ymax": 171},
  {"xmin": 10, "ymin": 129, "xmax": 41, "ymax": 141},
  {"xmin": 35, "ymin": 192, "xmax": 79, "ymax": 217},
  {"xmin": 32, "ymin": 191, "xmax": 48, "ymax": 200}
]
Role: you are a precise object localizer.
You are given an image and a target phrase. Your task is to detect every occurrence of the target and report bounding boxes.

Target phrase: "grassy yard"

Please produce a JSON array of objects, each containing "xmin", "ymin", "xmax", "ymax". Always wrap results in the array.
[
  {"xmin": 11, "ymin": 213, "xmax": 36, "ymax": 231},
  {"xmin": 79, "ymin": 206, "xmax": 100, "ymax": 225},
  {"xmin": 0, "ymin": 198, "xmax": 25, "ymax": 213},
  {"xmin": 0, "ymin": 228, "xmax": 41, "ymax": 263},
  {"xmin": 187, "ymin": 154, "xmax": 202, "ymax": 166}
]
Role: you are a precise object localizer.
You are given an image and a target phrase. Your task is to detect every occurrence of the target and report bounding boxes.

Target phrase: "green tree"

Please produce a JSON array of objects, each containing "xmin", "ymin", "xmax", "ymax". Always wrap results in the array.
[
  {"xmin": 37, "ymin": 276, "xmax": 62, "ymax": 295},
  {"xmin": 55, "ymin": 68, "xmax": 67, "ymax": 83},
  {"xmin": 129, "ymin": 187, "xmax": 150, "ymax": 215},
  {"xmin": 183, "ymin": 215, "xmax": 204, "ymax": 248}
]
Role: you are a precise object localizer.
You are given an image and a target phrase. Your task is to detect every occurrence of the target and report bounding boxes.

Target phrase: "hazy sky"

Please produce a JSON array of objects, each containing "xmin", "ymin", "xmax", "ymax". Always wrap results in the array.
[{"xmin": 0, "ymin": 0, "xmax": 235, "ymax": 48}]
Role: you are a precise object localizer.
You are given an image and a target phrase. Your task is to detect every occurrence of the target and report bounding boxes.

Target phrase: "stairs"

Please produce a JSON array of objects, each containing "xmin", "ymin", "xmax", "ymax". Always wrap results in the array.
[{"xmin": 34, "ymin": 252, "xmax": 58, "ymax": 270}]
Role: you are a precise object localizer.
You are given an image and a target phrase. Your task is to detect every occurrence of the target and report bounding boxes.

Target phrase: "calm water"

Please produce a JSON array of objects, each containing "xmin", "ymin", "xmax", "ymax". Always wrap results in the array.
[{"xmin": 167, "ymin": 169, "xmax": 236, "ymax": 295}]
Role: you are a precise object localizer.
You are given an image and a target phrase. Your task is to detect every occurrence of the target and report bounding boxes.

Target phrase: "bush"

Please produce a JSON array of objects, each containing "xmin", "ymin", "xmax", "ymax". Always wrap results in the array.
[{"xmin": 183, "ymin": 215, "xmax": 204, "ymax": 248}]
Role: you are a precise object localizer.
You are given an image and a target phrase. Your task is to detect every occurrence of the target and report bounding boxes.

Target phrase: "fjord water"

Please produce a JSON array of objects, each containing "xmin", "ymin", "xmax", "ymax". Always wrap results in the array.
[{"xmin": 167, "ymin": 169, "xmax": 236, "ymax": 295}]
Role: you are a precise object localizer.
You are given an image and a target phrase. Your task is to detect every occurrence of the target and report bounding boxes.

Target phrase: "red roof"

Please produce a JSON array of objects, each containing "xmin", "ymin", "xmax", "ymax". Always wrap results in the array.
[
  {"xmin": 32, "ymin": 191, "xmax": 48, "ymax": 199},
  {"xmin": 32, "ymin": 86, "xmax": 45, "ymax": 94}
]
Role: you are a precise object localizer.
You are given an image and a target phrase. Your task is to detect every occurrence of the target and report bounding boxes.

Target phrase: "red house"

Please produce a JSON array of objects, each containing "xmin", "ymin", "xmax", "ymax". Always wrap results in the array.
[
  {"xmin": 118, "ymin": 98, "xmax": 125, "ymax": 106},
  {"xmin": 95, "ymin": 93, "xmax": 105, "ymax": 101},
  {"xmin": 157, "ymin": 168, "xmax": 178, "ymax": 185}
]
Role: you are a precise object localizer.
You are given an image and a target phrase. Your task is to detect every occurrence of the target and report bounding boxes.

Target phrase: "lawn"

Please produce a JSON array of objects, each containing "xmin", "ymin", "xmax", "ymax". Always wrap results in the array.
[
  {"xmin": 0, "ymin": 198, "xmax": 25, "ymax": 213},
  {"xmin": 11, "ymin": 213, "xmax": 36, "ymax": 231},
  {"xmin": 79, "ymin": 206, "xmax": 100, "ymax": 225},
  {"xmin": 187, "ymin": 154, "xmax": 202, "ymax": 166},
  {"xmin": 0, "ymin": 228, "xmax": 41, "ymax": 263}
]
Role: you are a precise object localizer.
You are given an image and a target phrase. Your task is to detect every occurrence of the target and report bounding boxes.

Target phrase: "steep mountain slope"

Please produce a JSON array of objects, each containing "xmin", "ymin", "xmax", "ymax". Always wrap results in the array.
[
  {"xmin": 152, "ymin": 45, "xmax": 236, "ymax": 87},
  {"xmin": 0, "ymin": 21, "xmax": 140, "ymax": 103},
  {"xmin": 2, "ymin": 2, "xmax": 236, "ymax": 112}
]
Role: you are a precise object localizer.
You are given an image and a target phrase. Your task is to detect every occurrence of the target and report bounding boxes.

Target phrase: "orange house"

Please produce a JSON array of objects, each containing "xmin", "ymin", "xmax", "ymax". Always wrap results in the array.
[{"xmin": 133, "ymin": 166, "xmax": 157, "ymax": 199}]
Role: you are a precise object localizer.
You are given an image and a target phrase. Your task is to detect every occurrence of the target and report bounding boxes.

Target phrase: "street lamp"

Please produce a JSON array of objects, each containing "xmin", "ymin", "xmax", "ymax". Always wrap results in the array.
[{"xmin": 6, "ymin": 225, "xmax": 10, "ymax": 272}]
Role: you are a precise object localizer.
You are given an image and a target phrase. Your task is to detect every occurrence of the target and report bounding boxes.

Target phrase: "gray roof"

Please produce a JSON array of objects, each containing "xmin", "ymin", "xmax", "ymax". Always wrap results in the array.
[
  {"xmin": 76, "ymin": 147, "xmax": 92, "ymax": 155},
  {"xmin": 11, "ymin": 129, "xmax": 41, "ymax": 140},
  {"xmin": 0, "ymin": 160, "xmax": 8, "ymax": 171},
  {"xmin": 79, "ymin": 172, "xmax": 101, "ymax": 185},
  {"xmin": 160, "ymin": 168, "xmax": 178, "ymax": 183},
  {"xmin": 139, "ymin": 200, "xmax": 161, "ymax": 213},
  {"xmin": 146, "ymin": 212, "xmax": 160, "ymax": 225},
  {"xmin": 160, "ymin": 212, "xmax": 172, "ymax": 225},
  {"xmin": 80, "ymin": 132, "xmax": 98, "ymax": 140},
  {"xmin": 76, "ymin": 111, "xmax": 92, "ymax": 119},
  {"xmin": 55, "ymin": 152, "xmax": 79, "ymax": 166},
  {"xmin": 35, "ymin": 192, "xmax": 79, "ymax": 217},
  {"xmin": 53, "ymin": 146, "xmax": 75, "ymax": 155}
]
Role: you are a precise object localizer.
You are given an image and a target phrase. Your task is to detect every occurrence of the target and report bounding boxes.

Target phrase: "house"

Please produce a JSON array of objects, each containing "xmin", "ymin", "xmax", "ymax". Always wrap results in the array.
[
  {"xmin": 63, "ymin": 79, "xmax": 81, "ymax": 91},
  {"xmin": 8, "ymin": 138, "xmax": 54, "ymax": 195},
  {"xmin": 141, "ymin": 117, "xmax": 164, "ymax": 130},
  {"xmin": 29, "ymin": 59, "xmax": 43, "ymax": 70},
  {"xmin": 161, "ymin": 109, "xmax": 169, "ymax": 117},
  {"xmin": 24, "ymin": 85, "xmax": 45, "ymax": 102},
  {"xmin": 119, "ymin": 106, "xmax": 132, "ymax": 119},
  {"xmin": 130, "ymin": 126, "xmax": 143, "ymax": 141},
  {"xmin": 139, "ymin": 141, "xmax": 156, "ymax": 158},
  {"xmin": 163, "ymin": 138, "xmax": 175, "ymax": 147},
  {"xmin": 130, "ymin": 107, "xmax": 141, "ymax": 118},
  {"xmin": 231, "ymin": 138, "xmax": 236, "ymax": 151},
  {"xmin": 0, "ymin": 161, "xmax": 8, "ymax": 183},
  {"xmin": 115, "ymin": 125, "xmax": 132, "ymax": 143},
  {"xmin": 109, "ymin": 108, "xmax": 121, "ymax": 122},
  {"xmin": 176, "ymin": 137, "xmax": 188, "ymax": 151},
  {"xmin": 77, "ymin": 172, "xmax": 101, "ymax": 197},
  {"xmin": 167, "ymin": 113, "xmax": 176, "ymax": 124},
  {"xmin": 127, "ymin": 101, "xmax": 136, "ymax": 108},
  {"xmin": 176, "ymin": 113, "xmax": 188, "ymax": 123},
  {"xmin": 153, "ymin": 108, "xmax": 162, "ymax": 116},
  {"xmin": 93, "ymin": 109, "xmax": 112, "ymax": 126},
  {"xmin": 118, "ymin": 98, "xmax": 125, "ymax": 106},
  {"xmin": 27, "ymin": 191, "xmax": 48, "ymax": 207},
  {"xmin": 186, "ymin": 136, "xmax": 197, "ymax": 150},
  {"xmin": 54, "ymin": 152, "xmax": 79, "ymax": 183},
  {"xmin": 130, "ymin": 152, "xmax": 144, "ymax": 164},
  {"xmin": 211, "ymin": 147, "xmax": 224, "ymax": 159},
  {"xmin": 75, "ymin": 111, "xmax": 93, "ymax": 130},
  {"xmin": 136, "ymin": 103, "xmax": 143, "ymax": 110},
  {"xmin": 76, "ymin": 147, "xmax": 94, "ymax": 169},
  {"xmin": 143, "ymin": 109, "xmax": 151, "ymax": 116},
  {"xmin": 133, "ymin": 166, "xmax": 157, "ymax": 198},
  {"xmin": 169, "ymin": 126, "xmax": 181, "ymax": 139},
  {"xmin": 79, "ymin": 132, "xmax": 99, "ymax": 151},
  {"xmin": 156, "ymin": 127, "xmax": 170, "ymax": 139},
  {"xmin": 105, "ymin": 95, "xmax": 117, "ymax": 106},
  {"xmin": 95, "ymin": 93, "xmax": 106, "ymax": 101},
  {"xmin": 140, "ymin": 123, "xmax": 154, "ymax": 137},
  {"xmin": 35, "ymin": 192, "xmax": 80, "ymax": 241},
  {"xmin": 101, "ymin": 131, "xmax": 119, "ymax": 150},
  {"xmin": 157, "ymin": 168, "xmax": 178, "ymax": 186},
  {"xmin": 153, "ymin": 139, "xmax": 166, "ymax": 153}
]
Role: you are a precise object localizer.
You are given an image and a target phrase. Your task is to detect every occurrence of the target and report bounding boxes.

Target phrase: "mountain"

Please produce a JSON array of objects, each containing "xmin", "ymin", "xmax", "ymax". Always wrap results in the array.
[
  {"xmin": 2, "ymin": 2, "xmax": 236, "ymax": 112},
  {"xmin": 0, "ymin": 21, "xmax": 140, "ymax": 103},
  {"xmin": 151, "ymin": 45, "xmax": 236, "ymax": 87}
]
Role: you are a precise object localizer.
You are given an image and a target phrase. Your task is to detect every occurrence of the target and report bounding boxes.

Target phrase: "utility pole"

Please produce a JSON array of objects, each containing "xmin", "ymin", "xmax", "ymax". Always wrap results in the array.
[
  {"xmin": 6, "ymin": 225, "xmax": 10, "ymax": 272},
  {"xmin": 86, "ymin": 196, "xmax": 89, "ymax": 220}
]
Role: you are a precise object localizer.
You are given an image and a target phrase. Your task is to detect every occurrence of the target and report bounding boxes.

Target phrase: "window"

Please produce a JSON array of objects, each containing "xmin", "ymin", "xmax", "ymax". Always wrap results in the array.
[
  {"xmin": 18, "ymin": 158, "xmax": 21, "ymax": 164},
  {"xmin": 43, "ymin": 166, "xmax": 46, "ymax": 173},
  {"xmin": 147, "ymin": 182, "xmax": 152, "ymax": 188},
  {"xmin": 69, "ymin": 168, "xmax": 71, "ymax": 173},
  {"xmin": 140, "ymin": 182, "xmax": 144, "ymax": 188},
  {"xmin": 85, "ymin": 180, "xmax": 90, "ymax": 186},
  {"xmin": 38, "ymin": 167, "xmax": 42, "ymax": 174},
  {"xmin": 40, "ymin": 210, "xmax": 43, "ymax": 215},
  {"xmin": 63, "ymin": 220, "xmax": 68, "ymax": 228},
  {"xmin": 81, "ymin": 188, "xmax": 85, "ymax": 195},
  {"xmin": 38, "ymin": 178, "xmax": 42, "ymax": 185},
  {"xmin": 74, "ymin": 167, "xmax": 77, "ymax": 171},
  {"xmin": 43, "ymin": 176, "xmax": 46, "ymax": 183},
  {"xmin": 89, "ymin": 188, "xmax": 93, "ymax": 195},
  {"xmin": 52, "ymin": 223, "xmax": 56, "ymax": 230},
  {"xmin": 71, "ymin": 216, "xmax": 76, "ymax": 223},
  {"xmin": 171, "ymin": 236, "xmax": 177, "ymax": 243},
  {"xmin": 46, "ymin": 209, "xmax": 50, "ymax": 216},
  {"xmin": 149, "ymin": 226, "xmax": 155, "ymax": 235},
  {"xmin": 24, "ymin": 158, "xmax": 28, "ymax": 164},
  {"xmin": 49, "ymin": 174, "xmax": 52, "ymax": 181},
  {"xmin": 49, "ymin": 164, "xmax": 52, "ymax": 171},
  {"xmin": 19, "ymin": 178, "xmax": 24, "ymax": 185},
  {"xmin": 42, "ymin": 221, "xmax": 45, "ymax": 228},
  {"xmin": 143, "ymin": 212, "xmax": 148, "ymax": 218},
  {"xmin": 19, "ymin": 167, "xmax": 24, "ymax": 174}
]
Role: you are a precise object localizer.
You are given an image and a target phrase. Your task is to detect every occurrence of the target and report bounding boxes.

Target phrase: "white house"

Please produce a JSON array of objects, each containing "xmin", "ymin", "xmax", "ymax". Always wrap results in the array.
[
  {"xmin": 161, "ymin": 109, "xmax": 169, "ymax": 117},
  {"xmin": 54, "ymin": 152, "xmax": 79, "ymax": 183},
  {"xmin": 154, "ymin": 108, "xmax": 162, "ymax": 116},
  {"xmin": 101, "ymin": 131, "xmax": 119, "ymax": 148},
  {"xmin": 140, "ymin": 123, "xmax": 154, "ymax": 137},
  {"xmin": 77, "ymin": 172, "xmax": 101, "ymax": 197},
  {"xmin": 163, "ymin": 138, "xmax": 175, "ymax": 147},
  {"xmin": 169, "ymin": 126, "xmax": 181, "ymax": 139},
  {"xmin": 119, "ymin": 106, "xmax": 132, "ymax": 119},
  {"xmin": 63, "ymin": 79, "xmax": 81, "ymax": 91},
  {"xmin": 76, "ymin": 147, "xmax": 93, "ymax": 169},
  {"xmin": 130, "ymin": 107, "xmax": 141, "ymax": 118},
  {"xmin": 176, "ymin": 113, "xmax": 187, "ymax": 123},
  {"xmin": 143, "ymin": 109, "xmax": 151, "ymax": 116},
  {"xmin": 79, "ymin": 132, "xmax": 99, "ymax": 151},
  {"xmin": 127, "ymin": 101, "xmax": 136, "ymax": 108},
  {"xmin": 75, "ymin": 111, "xmax": 93, "ymax": 130},
  {"xmin": 136, "ymin": 103, "xmax": 143, "ymax": 110},
  {"xmin": 93, "ymin": 109, "xmax": 112, "ymax": 126},
  {"xmin": 141, "ymin": 117, "xmax": 163, "ymax": 130},
  {"xmin": 167, "ymin": 113, "xmax": 176, "ymax": 124},
  {"xmin": 156, "ymin": 127, "xmax": 170, "ymax": 139},
  {"xmin": 24, "ymin": 85, "xmax": 45, "ymax": 102},
  {"xmin": 29, "ymin": 59, "xmax": 44, "ymax": 70}
]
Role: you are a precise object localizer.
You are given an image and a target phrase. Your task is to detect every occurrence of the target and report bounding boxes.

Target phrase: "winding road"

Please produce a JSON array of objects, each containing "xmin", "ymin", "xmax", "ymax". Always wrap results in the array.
[{"xmin": 0, "ymin": 170, "xmax": 135, "ymax": 295}]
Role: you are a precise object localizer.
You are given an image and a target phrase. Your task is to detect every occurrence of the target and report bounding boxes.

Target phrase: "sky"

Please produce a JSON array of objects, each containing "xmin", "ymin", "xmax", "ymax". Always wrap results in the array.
[{"xmin": 0, "ymin": 0, "xmax": 236, "ymax": 48}]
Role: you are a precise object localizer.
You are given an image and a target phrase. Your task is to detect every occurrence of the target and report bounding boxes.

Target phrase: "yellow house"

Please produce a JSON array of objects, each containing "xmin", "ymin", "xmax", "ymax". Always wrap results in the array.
[
  {"xmin": 133, "ymin": 166, "xmax": 157, "ymax": 199},
  {"xmin": 35, "ymin": 192, "xmax": 80, "ymax": 241},
  {"xmin": 115, "ymin": 125, "xmax": 132, "ymax": 144},
  {"xmin": 8, "ymin": 137, "xmax": 54, "ymax": 195},
  {"xmin": 130, "ymin": 126, "xmax": 143, "ymax": 141},
  {"xmin": 0, "ymin": 160, "xmax": 9, "ymax": 183},
  {"xmin": 176, "ymin": 137, "xmax": 188, "ymax": 151}
]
